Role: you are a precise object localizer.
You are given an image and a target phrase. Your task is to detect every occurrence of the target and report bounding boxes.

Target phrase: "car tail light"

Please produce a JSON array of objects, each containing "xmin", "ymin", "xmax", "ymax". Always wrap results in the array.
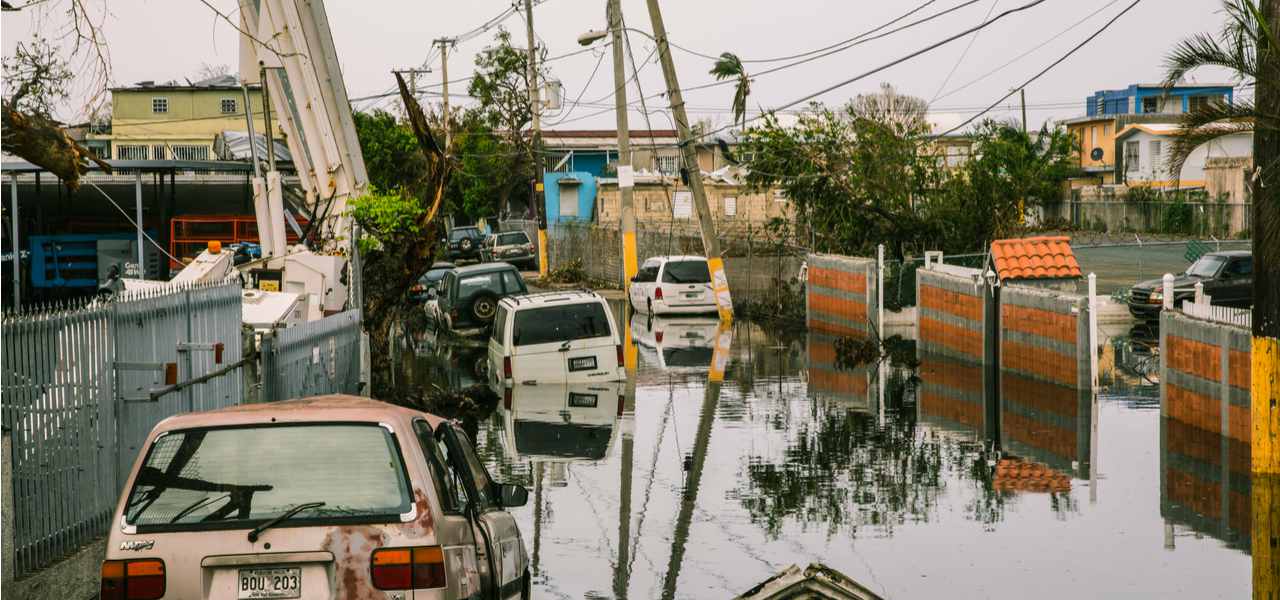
[
  {"xmin": 371, "ymin": 546, "xmax": 446, "ymax": 590},
  {"xmin": 617, "ymin": 393, "xmax": 625, "ymax": 416},
  {"xmin": 503, "ymin": 356, "xmax": 512, "ymax": 379},
  {"xmin": 616, "ymin": 344, "xmax": 624, "ymax": 366},
  {"xmin": 654, "ymin": 288, "xmax": 663, "ymax": 300},
  {"xmin": 527, "ymin": 243, "xmax": 535, "ymax": 253},
  {"xmin": 655, "ymin": 331, "xmax": 664, "ymax": 344},
  {"xmin": 504, "ymin": 386, "xmax": 513, "ymax": 409},
  {"xmin": 101, "ymin": 558, "xmax": 165, "ymax": 600}
]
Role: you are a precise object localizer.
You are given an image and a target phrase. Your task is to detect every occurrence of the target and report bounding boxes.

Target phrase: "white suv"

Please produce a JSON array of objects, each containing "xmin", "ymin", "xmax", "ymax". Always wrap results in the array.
[
  {"xmin": 627, "ymin": 255, "xmax": 717, "ymax": 315},
  {"xmin": 488, "ymin": 290, "xmax": 625, "ymax": 389}
]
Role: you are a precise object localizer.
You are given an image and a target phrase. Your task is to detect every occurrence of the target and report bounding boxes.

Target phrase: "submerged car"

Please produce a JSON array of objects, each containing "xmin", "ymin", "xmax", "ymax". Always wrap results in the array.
[
  {"xmin": 627, "ymin": 255, "xmax": 717, "ymax": 316},
  {"xmin": 435, "ymin": 262, "xmax": 529, "ymax": 337},
  {"xmin": 481, "ymin": 231, "xmax": 537, "ymax": 270},
  {"xmin": 102, "ymin": 395, "xmax": 530, "ymax": 600},
  {"xmin": 410, "ymin": 261, "xmax": 455, "ymax": 303},
  {"xmin": 488, "ymin": 290, "xmax": 625, "ymax": 389},
  {"xmin": 1127, "ymin": 250, "xmax": 1252, "ymax": 320}
]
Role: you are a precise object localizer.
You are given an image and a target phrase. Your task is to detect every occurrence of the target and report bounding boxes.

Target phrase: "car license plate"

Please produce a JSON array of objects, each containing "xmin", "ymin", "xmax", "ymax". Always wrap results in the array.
[
  {"xmin": 238, "ymin": 567, "xmax": 301, "ymax": 599},
  {"xmin": 683, "ymin": 292, "xmax": 701, "ymax": 298},
  {"xmin": 569, "ymin": 356, "xmax": 597, "ymax": 371},
  {"xmin": 568, "ymin": 392, "xmax": 598, "ymax": 407}
]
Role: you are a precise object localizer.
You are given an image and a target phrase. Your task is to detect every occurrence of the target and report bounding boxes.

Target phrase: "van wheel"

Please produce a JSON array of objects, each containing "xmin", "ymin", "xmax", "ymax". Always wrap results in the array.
[{"xmin": 472, "ymin": 294, "xmax": 498, "ymax": 321}]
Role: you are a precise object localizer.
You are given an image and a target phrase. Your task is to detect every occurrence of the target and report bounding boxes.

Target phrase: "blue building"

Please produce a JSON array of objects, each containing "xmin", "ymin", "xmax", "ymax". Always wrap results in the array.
[{"xmin": 1085, "ymin": 83, "xmax": 1234, "ymax": 117}]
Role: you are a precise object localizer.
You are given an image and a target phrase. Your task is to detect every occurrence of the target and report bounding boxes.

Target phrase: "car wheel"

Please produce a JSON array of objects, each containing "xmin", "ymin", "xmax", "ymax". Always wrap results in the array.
[{"xmin": 471, "ymin": 294, "xmax": 498, "ymax": 321}]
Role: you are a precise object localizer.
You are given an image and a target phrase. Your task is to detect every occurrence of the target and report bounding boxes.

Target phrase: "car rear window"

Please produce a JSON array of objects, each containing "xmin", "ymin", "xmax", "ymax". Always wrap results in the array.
[
  {"xmin": 512, "ymin": 302, "xmax": 612, "ymax": 346},
  {"xmin": 450, "ymin": 228, "xmax": 477, "ymax": 241},
  {"xmin": 459, "ymin": 273, "xmax": 502, "ymax": 295},
  {"xmin": 661, "ymin": 260, "xmax": 711, "ymax": 284},
  {"xmin": 123, "ymin": 424, "xmax": 412, "ymax": 531},
  {"xmin": 498, "ymin": 232, "xmax": 529, "ymax": 245}
]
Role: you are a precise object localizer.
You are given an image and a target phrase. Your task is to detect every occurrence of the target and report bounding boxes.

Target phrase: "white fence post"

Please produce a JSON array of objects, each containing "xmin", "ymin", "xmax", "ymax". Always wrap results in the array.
[
  {"xmin": 1088, "ymin": 273, "xmax": 1098, "ymax": 390},
  {"xmin": 876, "ymin": 244, "xmax": 885, "ymax": 335},
  {"xmin": 1193, "ymin": 281, "xmax": 1204, "ymax": 304},
  {"xmin": 1162, "ymin": 273, "xmax": 1175, "ymax": 310}
]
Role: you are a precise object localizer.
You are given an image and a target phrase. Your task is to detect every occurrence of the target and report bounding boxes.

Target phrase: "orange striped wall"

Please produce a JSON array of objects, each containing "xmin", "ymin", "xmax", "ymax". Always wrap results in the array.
[
  {"xmin": 1228, "ymin": 349, "xmax": 1250, "ymax": 390},
  {"xmin": 920, "ymin": 317, "xmax": 984, "ymax": 357},
  {"xmin": 1002, "ymin": 304, "xmax": 1077, "ymax": 344},
  {"xmin": 808, "ymin": 266, "xmax": 867, "ymax": 294},
  {"xmin": 1166, "ymin": 335, "xmax": 1222, "ymax": 382},
  {"xmin": 919, "ymin": 285, "xmax": 983, "ymax": 322}
]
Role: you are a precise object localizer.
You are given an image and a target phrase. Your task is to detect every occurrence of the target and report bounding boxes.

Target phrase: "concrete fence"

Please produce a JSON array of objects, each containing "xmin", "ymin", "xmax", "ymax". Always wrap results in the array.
[
  {"xmin": 805, "ymin": 253, "xmax": 878, "ymax": 338},
  {"xmin": 915, "ymin": 264, "xmax": 990, "ymax": 363}
]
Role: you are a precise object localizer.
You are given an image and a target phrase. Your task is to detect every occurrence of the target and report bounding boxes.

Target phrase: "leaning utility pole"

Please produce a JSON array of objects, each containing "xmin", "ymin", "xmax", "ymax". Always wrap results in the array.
[
  {"xmin": 1252, "ymin": 1, "xmax": 1279, "ymax": 598},
  {"xmin": 526, "ymin": 0, "xmax": 550, "ymax": 276},
  {"xmin": 643, "ymin": 0, "xmax": 733, "ymax": 321},
  {"xmin": 609, "ymin": 0, "xmax": 638, "ymax": 286},
  {"xmin": 434, "ymin": 38, "xmax": 454, "ymax": 150}
]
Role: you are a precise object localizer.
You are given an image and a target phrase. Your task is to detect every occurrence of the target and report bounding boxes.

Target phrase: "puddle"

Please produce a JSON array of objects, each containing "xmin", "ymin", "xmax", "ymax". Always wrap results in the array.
[{"xmin": 401, "ymin": 301, "xmax": 1252, "ymax": 600}]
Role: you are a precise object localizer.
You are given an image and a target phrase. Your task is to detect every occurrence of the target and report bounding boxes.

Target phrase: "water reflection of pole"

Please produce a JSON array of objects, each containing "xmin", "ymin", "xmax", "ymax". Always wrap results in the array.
[
  {"xmin": 1256, "ymin": 474, "xmax": 1279, "ymax": 599},
  {"xmin": 532, "ymin": 461, "xmax": 544, "ymax": 576},
  {"xmin": 1089, "ymin": 389, "xmax": 1099, "ymax": 504},
  {"xmin": 613, "ymin": 375, "xmax": 636, "ymax": 600},
  {"xmin": 660, "ymin": 378, "xmax": 720, "ymax": 600}
]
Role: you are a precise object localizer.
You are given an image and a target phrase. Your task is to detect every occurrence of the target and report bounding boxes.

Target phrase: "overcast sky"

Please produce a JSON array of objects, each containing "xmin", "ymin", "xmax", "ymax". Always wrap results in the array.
[{"xmin": 2, "ymin": 0, "xmax": 1240, "ymax": 132}]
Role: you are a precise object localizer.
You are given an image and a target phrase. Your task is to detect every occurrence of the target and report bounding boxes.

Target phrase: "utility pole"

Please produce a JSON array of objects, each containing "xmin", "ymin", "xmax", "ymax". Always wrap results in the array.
[
  {"xmin": 609, "ymin": 0, "xmax": 638, "ymax": 287},
  {"xmin": 1019, "ymin": 88, "xmax": 1027, "ymax": 134},
  {"xmin": 643, "ymin": 0, "xmax": 733, "ymax": 321},
  {"xmin": 1252, "ymin": 2, "xmax": 1279, "ymax": 598},
  {"xmin": 434, "ymin": 38, "xmax": 454, "ymax": 151},
  {"xmin": 526, "ymin": 0, "xmax": 550, "ymax": 276}
]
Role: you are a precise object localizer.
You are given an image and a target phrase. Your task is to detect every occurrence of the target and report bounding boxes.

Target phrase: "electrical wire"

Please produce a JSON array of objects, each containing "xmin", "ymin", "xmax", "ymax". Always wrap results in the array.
[
  {"xmin": 542, "ymin": 49, "xmax": 608, "ymax": 127},
  {"xmin": 85, "ymin": 180, "xmax": 185, "ymax": 264},
  {"xmin": 935, "ymin": 0, "xmax": 1143, "ymax": 136},
  {"xmin": 930, "ymin": 0, "xmax": 1001, "ymax": 103}
]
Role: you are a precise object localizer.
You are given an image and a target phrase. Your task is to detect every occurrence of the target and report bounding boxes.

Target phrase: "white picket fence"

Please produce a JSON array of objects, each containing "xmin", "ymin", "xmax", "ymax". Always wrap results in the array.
[{"xmin": 1181, "ymin": 298, "xmax": 1251, "ymax": 328}]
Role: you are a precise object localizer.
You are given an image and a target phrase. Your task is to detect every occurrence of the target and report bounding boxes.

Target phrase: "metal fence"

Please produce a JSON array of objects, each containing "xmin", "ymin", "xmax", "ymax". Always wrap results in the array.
[
  {"xmin": 1, "ymin": 281, "xmax": 244, "ymax": 577},
  {"xmin": 260, "ymin": 309, "xmax": 362, "ymax": 402},
  {"xmin": 1057, "ymin": 199, "xmax": 1251, "ymax": 238}
]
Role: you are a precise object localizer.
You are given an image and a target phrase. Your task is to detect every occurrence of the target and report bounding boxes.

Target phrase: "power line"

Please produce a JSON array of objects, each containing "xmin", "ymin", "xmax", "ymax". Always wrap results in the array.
[
  {"xmin": 930, "ymin": 0, "xmax": 1001, "ymax": 103},
  {"xmin": 543, "ymin": 49, "xmax": 608, "ymax": 127},
  {"xmin": 936, "ymin": 0, "xmax": 1143, "ymax": 136}
]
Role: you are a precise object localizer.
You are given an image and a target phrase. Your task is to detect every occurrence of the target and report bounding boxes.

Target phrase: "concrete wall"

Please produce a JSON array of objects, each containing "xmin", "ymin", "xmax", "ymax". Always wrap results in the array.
[
  {"xmin": 915, "ymin": 265, "xmax": 988, "ymax": 362},
  {"xmin": 1159, "ymin": 309, "xmax": 1252, "ymax": 549},
  {"xmin": 806, "ymin": 253, "xmax": 878, "ymax": 339},
  {"xmin": 998, "ymin": 284, "xmax": 1093, "ymax": 476},
  {"xmin": 595, "ymin": 182, "xmax": 794, "ymax": 230}
]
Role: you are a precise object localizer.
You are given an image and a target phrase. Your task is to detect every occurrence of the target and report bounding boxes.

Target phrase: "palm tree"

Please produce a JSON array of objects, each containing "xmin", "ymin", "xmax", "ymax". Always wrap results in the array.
[{"xmin": 709, "ymin": 52, "xmax": 750, "ymax": 129}]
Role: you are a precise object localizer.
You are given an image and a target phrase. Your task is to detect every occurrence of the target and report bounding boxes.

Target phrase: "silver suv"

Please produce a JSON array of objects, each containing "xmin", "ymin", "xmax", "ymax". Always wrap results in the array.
[{"xmin": 481, "ymin": 231, "xmax": 537, "ymax": 270}]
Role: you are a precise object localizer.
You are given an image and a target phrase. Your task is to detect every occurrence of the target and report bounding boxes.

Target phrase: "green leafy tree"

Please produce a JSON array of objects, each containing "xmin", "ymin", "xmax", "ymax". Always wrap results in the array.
[
  {"xmin": 958, "ymin": 120, "xmax": 1079, "ymax": 240},
  {"xmin": 353, "ymin": 109, "xmax": 427, "ymax": 193}
]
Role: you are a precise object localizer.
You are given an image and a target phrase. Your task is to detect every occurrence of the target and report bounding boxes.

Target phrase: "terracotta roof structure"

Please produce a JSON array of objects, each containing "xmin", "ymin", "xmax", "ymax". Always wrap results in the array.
[
  {"xmin": 992, "ymin": 458, "xmax": 1071, "ymax": 493},
  {"xmin": 990, "ymin": 236, "xmax": 1082, "ymax": 280}
]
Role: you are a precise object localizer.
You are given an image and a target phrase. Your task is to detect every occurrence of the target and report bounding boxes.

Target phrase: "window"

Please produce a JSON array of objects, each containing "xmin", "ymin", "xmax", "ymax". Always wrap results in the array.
[
  {"xmin": 89, "ymin": 145, "xmax": 110, "ymax": 160},
  {"xmin": 661, "ymin": 260, "xmax": 711, "ymax": 284},
  {"xmin": 1089, "ymin": 126, "xmax": 1097, "ymax": 147},
  {"xmin": 1124, "ymin": 141, "xmax": 1140, "ymax": 172},
  {"xmin": 1223, "ymin": 257, "xmax": 1252, "ymax": 277},
  {"xmin": 634, "ymin": 263, "xmax": 659, "ymax": 283},
  {"xmin": 1141, "ymin": 97, "xmax": 1159, "ymax": 113},
  {"xmin": 512, "ymin": 302, "xmax": 612, "ymax": 346},
  {"xmin": 449, "ymin": 430, "xmax": 497, "ymax": 511},
  {"xmin": 1095, "ymin": 97, "xmax": 1105, "ymax": 114},
  {"xmin": 945, "ymin": 146, "xmax": 969, "ymax": 168},
  {"xmin": 497, "ymin": 232, "xmax": 529, "ymax": 246},
  {"xmin": 449, "ymin": 228, "xmax": 478, "ymax": 242},
  {"xmin": 434, "ymin": 426, "xmax": 482, "ymax": 510},
  {"xmin": 656, "ymin": 155, "xmax": 678, "ymax": 174},
  {"xmin": 458, "ymin": 273, "xmax": 502, "ymax": 296},
  {"xmin": 1149, "ymin": 140, "xmax": 1163, "ymax": 173},
  {"xmin": 1103, "ymin": 123, "xmax": 1111, "ymax": 137},
  {"xmin": 123, "ymin": 424, "xmax": 412, "ymax": 530},
  {"xmin": 500, "ymin": 270, "xmax": 524, "ymax": 294},
  {"xmin": 491, "ymin": 306, "xmax": 508, "ymax": 343},
  {"xmin": 116, "ymin": 145, "xmax": 148, "ymax": 160},
  {"xmin": 723, "ymin": 196, "xmax": 737, "ymax": 217},
  {"xmin": 151, "ymin": 144, "xmax": 167, "ymax": 160},
  {"xmin": 559, "ymin": 183, "xmax": 579, "ymax": 217},
  {"xmin": 414, "ymin": 420, "xmax": 466, "ymax": 513},
  {"xmin": 1186, "ymin": 254, "xmax": 1227, "ymax": 278},
  {"xmin": 1189, "ymin": 94, "xmax": 1222, "ymax": 112},
  {"xmin": 220, "ymin": 98, "xmax": 238, "ymax": 114},
  {"xmin": 152, "ymin": 97, "xmax": 168, "ymax": 113},
  {"xmin": 172, "ymin": 145, "xmax": 210, "ymax": 161}
]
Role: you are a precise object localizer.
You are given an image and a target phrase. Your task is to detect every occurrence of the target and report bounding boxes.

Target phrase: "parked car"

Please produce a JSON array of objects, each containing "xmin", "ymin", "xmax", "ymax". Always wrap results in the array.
[
  {"xmin": 102, "ymin": 395, "xmax": 530, "ymax": 600},
  {"xmin": 488, "ymin": 290, "xmax": 625, "ymax": 389},
  {"xmin": 436, "ymin": 262, "xmax": 529, "ymax": 336},
  {"xmin": 481, "ymin": 231, "xmax": 537, "ymax": 270},
  {"xmin": 444, "ymin": 226, "xmax": 486, "ymax": 262},
  {"xmin": 410, "ymin": 261, "xmax": 455, "ymax": 303},
  {"xmin": 1127, "ymin": 250, "xmax": 1252, "ymax": 320},
  {"xmin": 627, "ymin": 255, "xmax": 717, "ymax": 316},
  {"xmin": 498, "ymin": 382, "xmax": 622, "ymax": 466}
]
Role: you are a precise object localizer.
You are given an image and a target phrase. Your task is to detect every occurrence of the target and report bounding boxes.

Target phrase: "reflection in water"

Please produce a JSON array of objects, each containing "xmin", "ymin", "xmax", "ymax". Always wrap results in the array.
[{"xmin": 400, "ymin": 305, "xmax": 1253, "ymax": 599}]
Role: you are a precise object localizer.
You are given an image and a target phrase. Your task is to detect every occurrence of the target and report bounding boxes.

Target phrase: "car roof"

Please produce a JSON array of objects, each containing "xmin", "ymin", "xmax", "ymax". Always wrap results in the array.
[
  {"xmin": 452, "ymin": 262, "xmax": 519, "ymax": 275},
  {"xmin": 151, "ymin": 395, "xmax": 446, "ymax": 431},
  {"xmin": 645, "ymin": 255, "xmax": 707, "ymax": 263},
  {"xmin": 1206, "ymin": 250, "xmax": 1250, "ymax": 258},
  {"xmin": 499, "ymin": 289, "xmax": 604, "ymax": 308},
  {"xmin": 452, "ymin": 225, "xmax": 480, "ymax": 231}
]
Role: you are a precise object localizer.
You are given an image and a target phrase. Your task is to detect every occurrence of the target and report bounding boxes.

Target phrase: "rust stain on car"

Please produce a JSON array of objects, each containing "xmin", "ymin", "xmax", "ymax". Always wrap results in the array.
[
  {"xmin": 397, "ymin": 487, "xmax": 436, "ymax": 539},
  {"xmin": 322, "ymin": 525, "xmax": 387, "ymax": 600}
]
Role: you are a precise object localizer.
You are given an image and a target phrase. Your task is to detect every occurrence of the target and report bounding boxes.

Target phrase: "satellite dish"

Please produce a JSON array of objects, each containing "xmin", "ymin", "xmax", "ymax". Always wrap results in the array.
[{"xmin": 1090, "ymin": 147, "xmax": 1104, "ymax": 161}]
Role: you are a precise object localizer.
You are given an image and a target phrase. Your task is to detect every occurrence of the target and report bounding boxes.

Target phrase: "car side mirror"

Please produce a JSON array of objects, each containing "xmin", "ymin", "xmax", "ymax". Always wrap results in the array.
[
  {"xmin": 427, "ymin": 287, "xmax": 438, "ymax": 299},
  {"xmin": 499, "ymin": 483, "xmax": 528, "ymax": 507}
]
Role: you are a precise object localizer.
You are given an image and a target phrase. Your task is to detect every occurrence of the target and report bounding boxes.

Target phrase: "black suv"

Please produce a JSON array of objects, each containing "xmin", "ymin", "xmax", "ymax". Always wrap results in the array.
[
  {"xmin": 436, "ymin": 262, "xmax": 528, "ymax": 335},
  {"xmin": 445, "ymin": 226, "xmax": 486, "ymax": 262},
  {"xmin": 1128, "ymin": 250, "xmax": 1252, "ymax": 320}
]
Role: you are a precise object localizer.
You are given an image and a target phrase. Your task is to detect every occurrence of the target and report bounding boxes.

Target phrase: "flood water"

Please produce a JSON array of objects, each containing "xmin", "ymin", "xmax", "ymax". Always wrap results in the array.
[{"xmin": 405, "ymin": 304, "xmax": 1253, "ymax": 599}]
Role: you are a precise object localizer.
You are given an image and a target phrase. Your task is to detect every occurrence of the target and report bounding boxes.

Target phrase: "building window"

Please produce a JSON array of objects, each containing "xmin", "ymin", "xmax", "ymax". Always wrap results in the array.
[
  {"xmin": 656, "ymin": 155, "xmax": 678, "ymax": 175},
  {"xmin": 1095, "ymin": 97, "xmax": 1105, "ymax": 115},
  {"xmin": 89, "ymin": 145, "xmax": 110, "ymax": 160},
  {"xmin": 1103, "ymin": 123, "xmax": 1110, "ymax": 137},
  {"xmin": 723, "ymin": 196, "xmax": 737, "ymax": 217},
  {"xmin": 1124, "ymin": 141, "xmax": 1140, "ymax": 172},
  {"xmin": 1141, "ymin": 97, "xmax": 1159, "ymax": 113},
  {"xmin": 151, "ymin": 144, "xmax": 166, "ymax": 160},
  {"xmin": 152, "ymin": 97, "xmax": 168, "ymax": 113},
  {"xmin": 172, "ymin": 145, "xmax": 210, "ymax": 161},
  {"xmin": 1149, "ymin": 140, "xmax": 1162, "ymax": 174},
  {"xmin": 1188, "ymin": 94, "xmax": 1221, "ymax": 112},
  {"xmin": 220, "ymin": 98, "xmax": 238, "ymax": 114},
  {"xmin": 117, "ymin": 145, "xmax": 148, "ymax": 160},
  {"xmin": 945, "ymin": 145, "xmax": 970, "ymax": 168}
]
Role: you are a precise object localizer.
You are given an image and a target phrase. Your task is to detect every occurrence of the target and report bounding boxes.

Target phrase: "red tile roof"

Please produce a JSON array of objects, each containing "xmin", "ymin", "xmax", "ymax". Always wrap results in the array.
[
  {"xmin": 992, "ymin": 458, "xmax": 1072, "ymax": 493},
  {"xmin": 990, "ymin": 236, "xmax": 1082, "ymax": 280}
]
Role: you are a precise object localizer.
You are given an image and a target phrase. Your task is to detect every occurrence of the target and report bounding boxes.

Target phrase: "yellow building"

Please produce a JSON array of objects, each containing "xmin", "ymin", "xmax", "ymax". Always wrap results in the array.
[{"xmin": 87, "ymin": 75, "xmax": 277, "ymax": 161}]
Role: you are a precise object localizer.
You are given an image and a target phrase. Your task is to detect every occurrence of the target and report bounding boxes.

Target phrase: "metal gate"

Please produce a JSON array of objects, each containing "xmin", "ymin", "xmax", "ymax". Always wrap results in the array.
[{"xmin": 260, "ymin": 309, "xmax": 361, "ymax": 401}]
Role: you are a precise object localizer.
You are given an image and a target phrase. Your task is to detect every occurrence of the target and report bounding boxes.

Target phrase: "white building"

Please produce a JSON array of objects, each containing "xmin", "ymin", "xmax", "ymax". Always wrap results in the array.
[{"xmin": 1116, "ymin": 123, "xmax": 1252, "ymax": 187}]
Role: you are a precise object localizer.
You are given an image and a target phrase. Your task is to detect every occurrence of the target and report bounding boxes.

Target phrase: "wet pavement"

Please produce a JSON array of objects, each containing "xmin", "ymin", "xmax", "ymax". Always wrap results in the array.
[{"xmin": 403, "ymin": 303, "xmax": 1252, "ymax": 600}]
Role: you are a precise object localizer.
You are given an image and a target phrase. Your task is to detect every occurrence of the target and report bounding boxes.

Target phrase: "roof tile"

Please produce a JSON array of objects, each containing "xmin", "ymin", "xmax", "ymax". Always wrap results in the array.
[{"xmin": 990, "ymin": 236, "xmax": 1082, "ymax": 281}]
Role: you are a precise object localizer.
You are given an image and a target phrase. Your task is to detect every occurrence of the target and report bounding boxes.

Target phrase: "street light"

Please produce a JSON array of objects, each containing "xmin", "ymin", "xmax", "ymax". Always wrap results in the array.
[{"xmin": 578, "ymin": 29, "xmax": 607, "ymax": 46}]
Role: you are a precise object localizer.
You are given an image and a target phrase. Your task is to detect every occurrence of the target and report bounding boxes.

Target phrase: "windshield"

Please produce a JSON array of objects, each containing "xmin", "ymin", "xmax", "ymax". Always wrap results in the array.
[
  {"xmin": 513, "ymin": 302, "xmax": 612, "ymax": 346},
  {"xmin": 1186, "ymin": 255, "xmax": 1226, "ymax": 278},
  {"xmin": 450, "ymin": 228, "xmax": 477, "ymax": 242},
  {"xmin": 124, "ymin": 424, "xmax": 412, "ymax": 531},
  {"xmin": 497, "ymin": 233, "xmax": 529, "ymax": 245},
  {"xmin": 662, "ymin": 260, "xmax": 711, "ymax": 284}
]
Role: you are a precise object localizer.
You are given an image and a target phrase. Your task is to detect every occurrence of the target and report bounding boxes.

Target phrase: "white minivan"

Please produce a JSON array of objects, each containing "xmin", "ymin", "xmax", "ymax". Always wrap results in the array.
[
  {"xmin": 488, "ymin": 291, "xmax": 625, "ymax": 390},
  {"xmin": 627, "ymin": 255, "xmax": 717, "ymax": 316}
]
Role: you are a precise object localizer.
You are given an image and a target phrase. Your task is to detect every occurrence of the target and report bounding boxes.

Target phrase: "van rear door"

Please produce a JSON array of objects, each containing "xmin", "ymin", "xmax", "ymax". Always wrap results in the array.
[
  {"xmin": 510, "ymin": 300, "xmax": 618, "ymax": 384},
  {"xmin": 658, "ymin": 259, "xmax": 714, "ymax": 310}
]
